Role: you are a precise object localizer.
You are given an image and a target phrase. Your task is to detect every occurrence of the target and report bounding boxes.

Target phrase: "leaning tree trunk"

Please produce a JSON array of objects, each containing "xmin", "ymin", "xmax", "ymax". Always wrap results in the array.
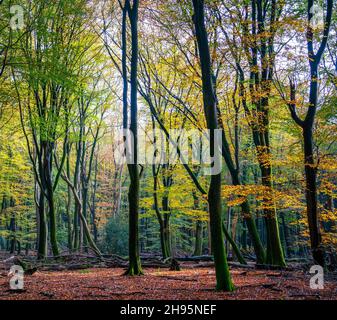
[
  {"xmin": 192, "ymin": 0, "xmax": 233, "ymax": 291},
  {"xmin": 238, "ymin": 0, "xmax": 286, "ymax": 267},
  {"xmin": 218, "ymin": 108, "xmax": 266, "ymax": 264},
  {"xmin": 59, "ymin": 171, "xmax": 101, "ymax": 257}
]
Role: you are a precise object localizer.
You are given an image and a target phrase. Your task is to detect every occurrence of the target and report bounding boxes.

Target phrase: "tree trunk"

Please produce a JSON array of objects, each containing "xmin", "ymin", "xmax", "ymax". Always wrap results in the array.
[
  {"xmin": 286, "ymin": 0, "xmax": 333, "ymax": 267},
  {"xmin": 260, "ymin": 166, "xmax": 286, "ymax": 266},
  {"xmin": 192, "ymin": 191, "xmax": 203, "ymax": 256},
  {"xmin": 193, "ymin": 220, "xmax": 203, "ymax": 256},
  {"xmin": 281, "ymin": 214, "xmax": 293, "ymax": 257},
  {"xmin": 162, "ymin": 195, "xmax": 172, "ymax": 257},
  {"xmin": 37, "ymin": 188, "xmax": 47, "ymax": 259},
  {"xmin": 91, "ymin": 157, "xmax": 99, "ymax": 242},
  {"xmin": 303, "ymin": 124, "xmax": 324, "ymax": 265},
  {"xmin": 222, "ymin": 221, "xmax": 247, "ymax": 265},
  {"xmin": 43, "ymin": 141, "xmax": 59, "ymax": 257},
  {"xmin": 9, "ymin": 198, "xmax": 16, "ymax": 254},
  {"xmin": 124, "ymin": 0, "xmax": 143, "ymax": 276},
  {"xmin": 192, "ymin": 0, "xmax": 233, "ymax": 291},
  {"xmin": 66, "ymin": 148, "xmax": 73, "ymax": 252},
  {"xmin": 126, "ymin": 167, "xmax": 143, "ymax": 274},
  {"xmin": 219, "ymin": 112, "xmax": 266, "ymax": 264}
]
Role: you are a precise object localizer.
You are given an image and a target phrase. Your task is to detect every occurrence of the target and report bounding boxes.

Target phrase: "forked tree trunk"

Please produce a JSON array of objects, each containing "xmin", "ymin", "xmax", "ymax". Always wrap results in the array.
[
  {"xmin": 241, "ymin": 0, "xmax": 285, "ymax": 267},
  {"xmin": 286, "ymin": 0, "xmax": 333, "ymax": 267}
]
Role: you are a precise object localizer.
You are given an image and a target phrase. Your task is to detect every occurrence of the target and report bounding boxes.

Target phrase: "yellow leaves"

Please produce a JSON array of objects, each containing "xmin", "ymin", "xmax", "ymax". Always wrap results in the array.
[
  {"xmin": 222, "ymin": 184, "xmax": 304, "ymax": 212},
  {"xmin": 321, "ymin": 209, "xmax": 337, "ymax": 223},
  {"xmin": 140, "ymin": 197, "xmax": 153, "ymax": 209},
  {"xmin": 250, "ymin": 65, "xmax": 259, "ymax": 74},
  {"xmin": 227, "ymin": 196, "xmax": 246, "ymax": 207},
  {"xmin": 176, "ymin": 209, "xmax": 208, "ymax": 221},
  {"xmin": 222, "ymin": 184, "xmax": 259, "ymax": 208},
  {"xmin": 320, "ymin": 180, "xmax": 337, "ymax": 198},
  {"xmin": 256, "ymin": 145, "xmax": 272, "ymax": 167},
  {"xmin": 272, "ymin": 152, "xmax": 303, "ymax": 169},
  {"xmin": 318, "ymin": 156, "xmax": 337, "ymax": 172}
]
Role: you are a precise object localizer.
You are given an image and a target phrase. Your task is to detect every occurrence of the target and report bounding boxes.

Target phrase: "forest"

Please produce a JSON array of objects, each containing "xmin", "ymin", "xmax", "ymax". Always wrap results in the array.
[{"xmin": 0, "ymin": 0, "xmax": 336, "ymax": 301}]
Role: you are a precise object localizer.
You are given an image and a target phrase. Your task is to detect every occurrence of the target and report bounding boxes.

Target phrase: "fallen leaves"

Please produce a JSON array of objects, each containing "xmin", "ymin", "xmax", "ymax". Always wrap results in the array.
[{"xmin": 0, "ymin": 265, "xmax": 336, "ymax": 300}]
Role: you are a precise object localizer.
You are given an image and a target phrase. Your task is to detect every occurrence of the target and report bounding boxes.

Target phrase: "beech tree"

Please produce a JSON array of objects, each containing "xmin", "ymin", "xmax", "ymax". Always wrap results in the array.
[
  {"xmin": 287, "ymin": 0, "xmax": 333, "ymax": 266},
  {"xmin": 192, "ymin": 0, "xmax": 234, "ymax": 291},
  {"xmin": 0, "ymin": 0, "xmax": 336, "ymax": 294},
  {"xmin": 119, "ymin": 0, "xmax": 143, "ymax": 275}
]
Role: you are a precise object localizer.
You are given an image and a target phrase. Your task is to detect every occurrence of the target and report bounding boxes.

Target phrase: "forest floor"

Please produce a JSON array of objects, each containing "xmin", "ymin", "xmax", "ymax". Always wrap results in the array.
[{"xmin": 1, "ymin": 263, "xmax": 337, "ymax": 300}]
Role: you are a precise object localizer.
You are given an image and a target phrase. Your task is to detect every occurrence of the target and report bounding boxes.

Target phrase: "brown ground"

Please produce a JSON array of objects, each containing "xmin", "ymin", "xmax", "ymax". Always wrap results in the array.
[{"xmin": 0, "ymin": 265, "xmax": 336, "ymax": 300}]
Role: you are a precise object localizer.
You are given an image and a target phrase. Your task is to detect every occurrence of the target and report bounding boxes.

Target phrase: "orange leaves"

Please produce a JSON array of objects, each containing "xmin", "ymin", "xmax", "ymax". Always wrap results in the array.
[
  {"xmin": 222, "ymin": 184, "xmax": 305, "ymax": 212},
  {"xmin": 0, "ymin": 265, "xmax": 336, "ymax": 300}
]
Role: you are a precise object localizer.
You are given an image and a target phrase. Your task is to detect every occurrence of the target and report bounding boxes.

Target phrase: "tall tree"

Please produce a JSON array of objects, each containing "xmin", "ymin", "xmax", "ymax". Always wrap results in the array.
[
  {"xmin": 13, "ymin": 0, "xmax": 94, "ymax": 258},
  {"xmin": 287, "ymin": 0, "xmax": 333, "ymax": 266},
  {"xmin": 231, "ymin": 0, "xmax": 286, "ymax": 266},
  {"xmin": 192, "ymin": 0, "xmax": 234, "ymax": 291},
  {"xmin": 120, "ymin": 0, "xmax": 143, "ymax": 275}
]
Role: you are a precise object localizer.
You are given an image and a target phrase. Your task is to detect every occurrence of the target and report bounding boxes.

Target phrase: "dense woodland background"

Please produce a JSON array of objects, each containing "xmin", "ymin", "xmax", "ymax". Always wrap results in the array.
[{"xmin": 0, "ymin": 0, "xmax": 336, "ymax": 292}]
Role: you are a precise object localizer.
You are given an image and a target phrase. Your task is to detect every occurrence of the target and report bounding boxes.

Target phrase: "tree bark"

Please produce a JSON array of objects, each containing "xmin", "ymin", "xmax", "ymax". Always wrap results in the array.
[
  {"xmin": 286, "ymin": 0, "xmax": 333, "ymax": 267},
  {"xmin": 192, "ymin": 0, "xmax": 233, "ymax": 291},
  {"xmin": 123, "ymin": 0, "xmax": 143, "ymax": 275}
]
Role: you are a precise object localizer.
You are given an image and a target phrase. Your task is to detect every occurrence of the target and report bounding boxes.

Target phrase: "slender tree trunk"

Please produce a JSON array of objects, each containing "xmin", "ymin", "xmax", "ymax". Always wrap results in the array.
[
  {"xmin": 47, "ymin": 193, "xmax": 59, "ymax": 256},
  {"xmin": 160, "ymin": 224, "xmax": 169, "ymax": 259},
  {"xmin": 66, "ymin": 146, "xmax": 73, "ymax": 252},
  {"xmin": 152, "ymin": 165, "xmax": 169, "ymax": 259},
  {"xmin": 127, "ymin": 168, "xmax": 143, "ymax": 274},
  {"xmin": 124, "ymin": 0, "xmax": 142, "ymax": 275},
  {"xmin": 162, "ymin": 195, "xmax": 172, "ymax": 257},
  {"xmin": 218, "ymin": 111, "xmax": 266, "ymax": 264},
  {"xmin": 237, "ymin": 0, "xmax": 286, "ymax": 267},
  {"xmin": 73, "ymin": 123, "xmax": 83, "ymax": 251},
  {"xmin": 303, "ymin": 123, "xmax": 324, "ymax": 265},
  {"xmin": 241, "ymin": 201, "xmax": 265, "ymax": 263},
  {"xmin": 281, "ymin": 214, "xmax": 292, "ymax": 257},
  {"xmin": 241, "ymin": 220, "xmax": 247, "ymax": 251},
  {"xmin": 222, "ymin": 221, "xmax": 247, "ymax": 265},
  {"xmin": 37, "ymin": 190, "xmax": 47, "ymax": 259},
  {"xmin": 91, "ymin": 157, "xmax": 99, "ymax": 242},
  {"xmin": 59, "ymin": 171, "xmax": 101, "ymax": 257},
  {"xmin": 260, "ymin": 165, "xmax": 286, "ymax": 266},
  {"xmin": 226, "ymin": 207, "xmax": 231, "ymax": 254},
  {"xmin": 192, "ymin": 0, "xmax": 233, "ymax": 291},
  {"xmin": 82, "ymin": 183, "xmax": 89, "ymax": 252},
  {"xmin": 9, "ymin": 198, "xmax": 16, "ymax": 254},
  {"xmin": 303, "ymin": 66, "xmax": 323, "ymax": 264},
  {"xmin": 193, "ymin": 220, "xmax": 203, "ymax": 256},
  {"xmin": 192, "ymin": 191, "xmax": 203, "ymax": 256},
  {"xmin": 43, "ymin": 142, "xmax": 59, "ymax": 257}
]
